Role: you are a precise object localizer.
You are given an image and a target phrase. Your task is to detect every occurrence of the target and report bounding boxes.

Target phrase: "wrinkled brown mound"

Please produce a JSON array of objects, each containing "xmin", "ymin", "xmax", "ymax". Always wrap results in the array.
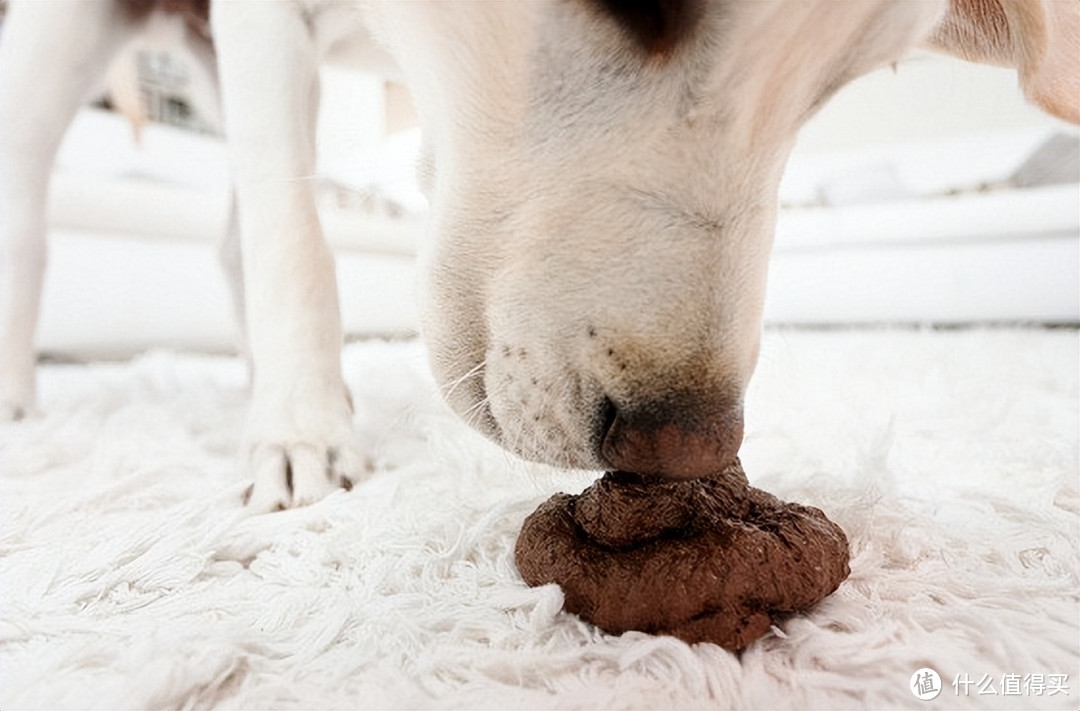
[{"xmin": 514, "ymin": 459, "xmax": 850, "ymax": 651}]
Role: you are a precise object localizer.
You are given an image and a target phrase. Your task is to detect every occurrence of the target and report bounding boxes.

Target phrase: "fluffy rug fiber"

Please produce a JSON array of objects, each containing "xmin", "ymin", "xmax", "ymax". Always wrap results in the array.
[{"xmin": 2, "ymin": 328, "xmax": 1077, "ymax": 709}]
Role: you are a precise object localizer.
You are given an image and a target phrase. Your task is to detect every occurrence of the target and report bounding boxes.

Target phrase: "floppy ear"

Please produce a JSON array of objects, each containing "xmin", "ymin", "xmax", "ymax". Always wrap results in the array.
[{"xmin": 925, "ymin": 0, "xmax": 1078, "ymax": 123}]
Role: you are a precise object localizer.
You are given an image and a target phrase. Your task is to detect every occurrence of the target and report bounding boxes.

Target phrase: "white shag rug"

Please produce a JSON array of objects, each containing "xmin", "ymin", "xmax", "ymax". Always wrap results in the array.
[{"xmin": 1, "ymin": 328, "xmax": 1077, "ymax": 710}]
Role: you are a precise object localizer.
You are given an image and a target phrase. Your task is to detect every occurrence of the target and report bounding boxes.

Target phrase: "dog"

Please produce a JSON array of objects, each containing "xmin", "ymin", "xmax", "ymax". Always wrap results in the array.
[{"xmin": 2, "ymin": 1, "xmax": 1076, "ymax": 511}]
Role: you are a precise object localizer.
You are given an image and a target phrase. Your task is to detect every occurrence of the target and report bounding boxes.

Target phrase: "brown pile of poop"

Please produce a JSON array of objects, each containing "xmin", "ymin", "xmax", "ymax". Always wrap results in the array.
[{"xmin": 514, "ymin": 459, "xmax": 850, "ymax": 651}]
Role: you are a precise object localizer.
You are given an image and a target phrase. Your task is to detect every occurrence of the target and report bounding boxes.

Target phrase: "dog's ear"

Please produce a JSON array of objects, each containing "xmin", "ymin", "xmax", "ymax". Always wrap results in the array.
[
  {"xmin": 925, "ymin": 0, "xmax": 1078, "ymax": 123},
  {"xmin": 588, "ymin": 0, "xmax": 705, "ymax": 58}
]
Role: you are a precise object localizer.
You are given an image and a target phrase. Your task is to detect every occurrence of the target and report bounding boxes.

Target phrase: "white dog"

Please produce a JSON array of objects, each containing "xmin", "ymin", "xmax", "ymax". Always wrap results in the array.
[{"xmin": 1, "ymin": 0, "xmax": 1076, "ymax": 511}]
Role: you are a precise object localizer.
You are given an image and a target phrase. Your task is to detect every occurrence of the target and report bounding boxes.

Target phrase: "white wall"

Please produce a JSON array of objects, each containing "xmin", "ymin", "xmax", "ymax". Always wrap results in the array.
[
  {"xmin": 764, "ymin": 52, "xmax": 1078, "ymax": 326},
  {"xmin": 794, "ymin": 52, "xmax": 1064, "ymax": 153}
]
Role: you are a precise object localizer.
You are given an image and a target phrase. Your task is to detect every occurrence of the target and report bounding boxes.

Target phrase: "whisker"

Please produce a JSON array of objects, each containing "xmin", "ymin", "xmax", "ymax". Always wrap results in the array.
[
  {"xmin": 460, "ymin": 395, "xmax": 494, "ymax": 434},
  {"xmin": 443, "ymin": 359, "xmax": 486, "ymax": 400},
  {"xmin": 460, "ymin": 394, "xmax": 491, "ymax": 421}
]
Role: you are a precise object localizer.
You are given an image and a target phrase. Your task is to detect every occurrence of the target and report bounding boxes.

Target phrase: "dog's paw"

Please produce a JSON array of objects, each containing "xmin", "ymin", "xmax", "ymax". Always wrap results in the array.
[
  {"xmin": 242, "ymin": 439, "xmax": 366, "ymax": 513},
  {"xmin": 240, "ymin": 390, "xmax": 368, "ymax": 512}
]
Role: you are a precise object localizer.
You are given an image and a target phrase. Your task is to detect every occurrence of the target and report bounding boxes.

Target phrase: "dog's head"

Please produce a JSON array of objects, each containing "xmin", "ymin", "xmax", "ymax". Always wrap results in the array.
[{"xmin": 368, "ymin": 0, "xmax": 1077, "ymax": 476}]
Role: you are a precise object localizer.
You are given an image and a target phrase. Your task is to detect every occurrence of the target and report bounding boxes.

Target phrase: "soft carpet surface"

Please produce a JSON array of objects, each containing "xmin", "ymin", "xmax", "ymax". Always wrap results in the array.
[{"xmin": 1, "ymin": 329, "xmax": 1077, "ymax": 709}]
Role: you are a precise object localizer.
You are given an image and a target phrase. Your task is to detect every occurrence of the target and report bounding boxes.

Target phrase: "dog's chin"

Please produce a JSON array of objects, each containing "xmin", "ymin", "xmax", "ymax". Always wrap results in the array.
[
  {"xmin": 484, "ymin": 404, "xmax": 602, "ymax": 471},
  {"xmin": 440, "ymin": 377, "xmax": 600, "ymax": 471}
]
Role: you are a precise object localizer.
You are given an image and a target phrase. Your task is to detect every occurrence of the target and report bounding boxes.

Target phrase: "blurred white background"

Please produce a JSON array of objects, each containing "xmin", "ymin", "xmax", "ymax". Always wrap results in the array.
[{"xmin": 8, "ymin": 41, "xmax": 1079, "ymax": 359}]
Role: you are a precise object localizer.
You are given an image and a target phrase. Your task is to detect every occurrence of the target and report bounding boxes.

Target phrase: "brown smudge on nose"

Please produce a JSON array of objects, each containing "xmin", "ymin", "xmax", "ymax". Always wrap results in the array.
[{"xmin": 600, "ymin": 392, "xmax": 744, "ymax": 479}]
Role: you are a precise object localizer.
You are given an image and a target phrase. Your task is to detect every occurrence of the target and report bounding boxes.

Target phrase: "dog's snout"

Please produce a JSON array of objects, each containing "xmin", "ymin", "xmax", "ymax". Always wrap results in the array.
[{"xmin": 599, "ymin": 392, "xmax": 744, "ymax": 479}]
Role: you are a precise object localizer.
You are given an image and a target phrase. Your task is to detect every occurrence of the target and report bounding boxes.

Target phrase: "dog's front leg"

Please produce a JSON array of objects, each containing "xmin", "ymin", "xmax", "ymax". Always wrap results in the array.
[
  {"xmin": 213, "ymin": 2, "xmax": 363, "ymax": 511},
  {"xmin": 0, "ymin": 1, "xmax": 133, "ymax": 420}
]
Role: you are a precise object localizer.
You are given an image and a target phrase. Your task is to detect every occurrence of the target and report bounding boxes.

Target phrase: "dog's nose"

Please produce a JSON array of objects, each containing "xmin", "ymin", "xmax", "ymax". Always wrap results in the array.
[{"xmin": 599, "ymin": 393, "xmax": 744, "ymax": 479}]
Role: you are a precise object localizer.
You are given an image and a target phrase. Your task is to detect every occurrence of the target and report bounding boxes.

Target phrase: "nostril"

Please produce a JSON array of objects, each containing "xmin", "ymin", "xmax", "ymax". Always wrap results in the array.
[
  {"xmin": 598, "ymin": 396, "xmax": 619, "ymax": 443},
  {"xmin": 595, "ymin": 396, "xmax": 620, "ymax": 462}
]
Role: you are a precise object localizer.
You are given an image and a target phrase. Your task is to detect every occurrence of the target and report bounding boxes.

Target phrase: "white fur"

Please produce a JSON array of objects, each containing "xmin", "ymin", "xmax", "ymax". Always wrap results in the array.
[
  {"xmin": 1, "ymin": 1, "xmax": 132, "ymax": 421},
  {"xmin": 362, "ymin": 1, "xmax": 950, "ymax": 470}
]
